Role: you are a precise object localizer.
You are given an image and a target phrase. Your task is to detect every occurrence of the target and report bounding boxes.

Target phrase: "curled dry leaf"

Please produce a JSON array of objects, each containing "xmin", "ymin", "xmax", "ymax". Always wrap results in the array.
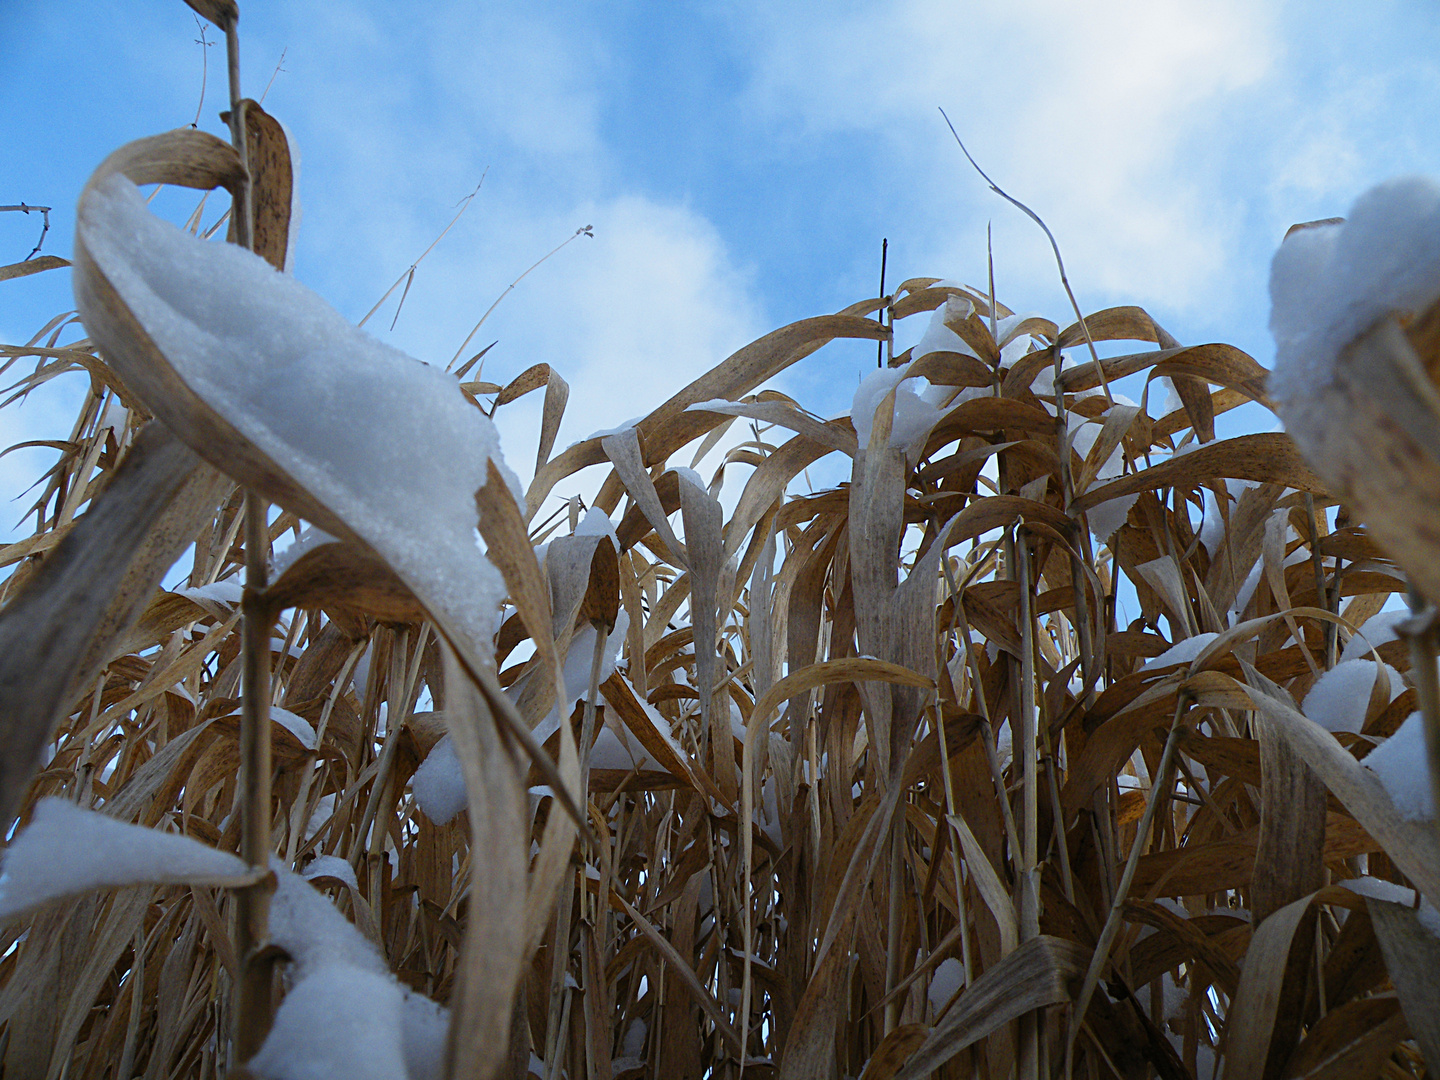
[{"xmin": 12, "ymin": 118, "xmax": 1440, "ymax": 1078}]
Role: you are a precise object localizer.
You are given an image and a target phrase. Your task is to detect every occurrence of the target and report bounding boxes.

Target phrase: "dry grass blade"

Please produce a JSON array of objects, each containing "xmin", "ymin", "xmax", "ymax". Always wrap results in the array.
[
  {"xmin": 0, "ymin": 424, "xmax": 224, "ymax": 825},
  {"xmin": 892, "ymin": 936, "xmax": 1087, "ymax": 1080},
  {"xmin": 183, "ymin": 0, "xmax": 236, "ymax": 30},
  {"xmin": 11, "ymin": 81, "xmax": 1440, "ymax": 1078},
  {"xmin": 0, "ymin": 255, "xmax": 70, "ymax": 282},
  {"xmin": 1365, "ymin": 896, "xmax": 1440, "ymax": 1071},
  {"xmin": 441, "ymin": 643, "xmax": 531, "ymax": 1080}
]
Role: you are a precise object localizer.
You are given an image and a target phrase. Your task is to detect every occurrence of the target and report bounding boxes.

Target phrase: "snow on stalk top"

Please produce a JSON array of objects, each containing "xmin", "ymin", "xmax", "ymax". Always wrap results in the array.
[
  {"xmin": 0, "ymin": 798, "xmax": 254, "ymax": 920},
  {"xmin": 1269, "ymin": 176, "xmax": 1440, "ymax": 405},
  {"xmin": 75, "ymin": 173, "xmax": 522, "ymax": 653}
]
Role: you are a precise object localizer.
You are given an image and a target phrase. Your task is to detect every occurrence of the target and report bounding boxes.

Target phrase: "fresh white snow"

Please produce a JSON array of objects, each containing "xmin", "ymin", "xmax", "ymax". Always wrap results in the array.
[
  {"xmin": 247, "ymin": 965, "xmax": 410, "ymax": 1080},
  {"xmin": 302, "ymin": 854, "xmax": 360, "ymax": 891},
  {"xmin": 268, "ymin": 860, "xmax": 386, "ymax": 976},
  {"xmin": 849, "ymin": 359, "xmax": 984, "ymax": 461},
  {"xmin": 1340, "ymin": 609, "xmax": 1412, "ymax": 662},
  {"xmin": 411, "ymin": 733, "xmax": 468, "ymax": 826},
  {"xmin": 1142, "ymin": 632, "xmax": 1221, "ymax": 673},
  {"xmin": 273, "ymin": 706, "xmax": 319, "ymax": 751},
  {"xmin": 76, "ymin": 174, "xmax": 522, "ymax": 657},
  {"xmin": 1070, "ymin": 403, "xmax": 1140, "ymax": 540},
  {"xmin": 1341, "ymin": 876, "xmax": 1440, "ymax": 939},
  {"xmin": 928, "ymin": 957, "xmax": 964, "ymax": 1012},
  {"xmin": 400, "ymin": 990, "xmax": 450, "ymax": 1080},
  {"xmin": 1301, "ymin": 659, "xmax": 1403, "ymax": 734},
  {"xmin": 178, "ymin": 579, "xmax": 245, "ymax": 607},
  {"xmin": 414, "ymin": 610, "xmax": 631, "ymax": 825},
  {"xmin": 1196, "ymin": 478, "xmax": 1260, "ymax": 555},
  {"xmin": 1361, "ymin": 712, "xmax": 1437, "ymax": 820},
  {"xmin": 0, "ymin": 798, "xmax": 252, "ymax": 921},
  {"xmin": 252, "ymin": 865, "xmax": 450, "ymax": 1079},
  {"xmin": 574, "ymin": 506, "xmax": 620, "ymax": 545},
  {"xmin": 271, "ymin": 524, "xmax": 341, "ymax": 579},
  {"xmin": 589, "ymin": 725, "xmax": 663, "ymax": 772},
  {"xmin": 911, "ymin": 296, "xmax": 980, "ymax": 362},
  {"xmin": 611, "ymin": 1016, "xmax": 648, "ymax": 1072},
  {"xmin": 1270, "ymin": 176, "xmax": 1440, "ymax": 405}
]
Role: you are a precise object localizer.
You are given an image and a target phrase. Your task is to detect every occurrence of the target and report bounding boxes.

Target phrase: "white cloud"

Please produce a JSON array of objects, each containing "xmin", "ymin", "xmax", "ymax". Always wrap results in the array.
[
  {"xmin": 485, "ymin": 194, "xmax": 765, "ymax": 503},
  {"xmin": 735, "ymin": 0, "xmax": 1277, "ymax": 320},
  {"xmin": 218, "ymin": 1, "xmax": 768, "ymax": 508},
  {"xmin": 18, "ymin": 0, "xmax": 1440, "ymax": 542}
]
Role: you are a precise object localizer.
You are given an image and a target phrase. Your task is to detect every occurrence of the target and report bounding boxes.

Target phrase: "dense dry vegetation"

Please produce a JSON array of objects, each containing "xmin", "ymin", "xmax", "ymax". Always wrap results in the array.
[{"xmin": 2, "ymin": 5, "xmax": 1440, "ymax": 1080}]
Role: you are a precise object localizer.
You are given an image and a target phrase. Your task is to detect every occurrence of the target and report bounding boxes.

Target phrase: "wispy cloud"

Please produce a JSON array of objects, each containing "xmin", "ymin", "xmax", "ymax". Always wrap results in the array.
[{"xmin": 733, "ymin": 0, "xmax": 1277, "ymax": 323}]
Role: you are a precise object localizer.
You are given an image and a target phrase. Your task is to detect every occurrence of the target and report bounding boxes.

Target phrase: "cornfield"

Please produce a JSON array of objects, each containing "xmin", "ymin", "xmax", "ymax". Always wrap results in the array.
[{"xmin": 1, "ymin": 4, "xmax": 1439, "ymax": 1080}]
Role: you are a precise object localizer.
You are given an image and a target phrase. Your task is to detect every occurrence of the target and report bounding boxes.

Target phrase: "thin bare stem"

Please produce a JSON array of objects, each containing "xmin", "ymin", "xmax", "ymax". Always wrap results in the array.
[
  {"xmin": 190, "ymin": 16, "xmax": 212, "ymax": 129},
  {"xmin": 259, "ymin": 47, "xmax": 288, "ymax": 105},
  {"xmin": 448, "ymin": 225, "xmax": 594, "ymax": 370},
  {"xmin": 1, "ymin": 204, "xmax": 53, "ymax": 260},
  {"xmin": 234, "ymin": 494, "xmax": 275, "ymax": 1060},
  {"xmin": 217, "ymin": 16, "xmax": 276, "ymax": 1061},
  {"xmin": 223, "ymin": 28, "xmax": 252, "ymax": 252},
  {"xmin": 939, "ymin": 107, "xmax": 1112, "ymax": 405},
  {"xmin": 358, "ymin": 171, "xmax": 489, "ymax": 330}
]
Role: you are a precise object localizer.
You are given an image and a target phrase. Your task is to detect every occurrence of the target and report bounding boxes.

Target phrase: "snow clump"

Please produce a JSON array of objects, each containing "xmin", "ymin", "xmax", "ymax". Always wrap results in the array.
[
  {"xmin": 0, "ymin": 798, "xmax": 252, "ymax": 920},
  {"xmin": 1301, "ymin": 659, "xmax": 1403, "ymax": 734},
  {"xmin": 1269, "ymin": 176, "xmax": 1440, "ymax": 406},
  {"xmin": 76, "ymin": 174, "xmax": 522, "ymax": 657},
  {"xmin": 1362, "ymin": 712, "xmax": 1437, "ymax": 820}
]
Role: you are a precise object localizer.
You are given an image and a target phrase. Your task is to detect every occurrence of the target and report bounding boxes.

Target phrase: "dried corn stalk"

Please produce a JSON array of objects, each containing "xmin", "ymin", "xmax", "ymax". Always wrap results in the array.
[{"xmin": 0, "ymin": 89, "xmax": 1438, "ymax": 1080}]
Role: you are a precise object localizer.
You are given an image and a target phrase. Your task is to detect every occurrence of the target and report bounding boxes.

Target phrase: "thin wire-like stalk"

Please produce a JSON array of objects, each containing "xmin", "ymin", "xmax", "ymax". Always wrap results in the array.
[
  {"xmin": 190, "ymin": 15, "xmax": 212, "ymax": 130},
  {"xmin": 357, "ymin": 171, "xmax": 488, "ymax": 330},
  {"xmin": 448, "ymin": 225, "xmax": 594, "ymax": 370},
  {"xmin": 259, "ymin": 47, "xmax": 288, "ymax": 105},
  {"xmin": 939, "ymin": 107, "xmax": 1112, "ymax": 406}
]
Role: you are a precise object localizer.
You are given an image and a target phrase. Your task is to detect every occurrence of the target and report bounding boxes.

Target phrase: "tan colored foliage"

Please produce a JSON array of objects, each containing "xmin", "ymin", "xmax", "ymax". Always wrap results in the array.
[{"xmin": 1, "ymin": 41, "xmax": 1438, "ymax": 1080}]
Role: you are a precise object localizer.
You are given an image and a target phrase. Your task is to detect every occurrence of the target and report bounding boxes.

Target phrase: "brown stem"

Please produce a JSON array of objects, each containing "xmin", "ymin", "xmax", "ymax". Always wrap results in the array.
[{"xmin": 234, "ymin": 492, "xmax": 275, "ymax": 1060}]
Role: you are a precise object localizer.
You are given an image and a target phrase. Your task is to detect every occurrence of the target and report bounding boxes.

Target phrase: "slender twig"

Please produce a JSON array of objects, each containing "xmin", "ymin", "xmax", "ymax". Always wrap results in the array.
[
  {"xmin": 1, "ymin": 204, "xmax": 53, "ymax": 260},
  {"xmin": 938, "ymin": 107, "xmax": 1113, "ymax": 405},
  {"xmin": 448, "ymin": 224, "xmax": 595, "ymax": 370},
  {"xmin": 358, "ymin": 172, "xmax": 489, "ymax": 330},
  {"xmin": 876, "ymin": 237, "xmax": 888, "ymax": 369},
  {"xmin": 259, "ymin": 47, "xmax": 288, "ymax": 105},
  {"xmin": 190, "ymin": 15, "xmax": 213, "ymax": 129}
]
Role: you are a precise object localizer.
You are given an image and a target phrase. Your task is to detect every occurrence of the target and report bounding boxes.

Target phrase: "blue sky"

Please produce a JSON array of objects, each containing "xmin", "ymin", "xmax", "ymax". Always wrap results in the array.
[{"xmin": 3, "ymin": 0, "xmax": 1440, "ymax": 529}]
